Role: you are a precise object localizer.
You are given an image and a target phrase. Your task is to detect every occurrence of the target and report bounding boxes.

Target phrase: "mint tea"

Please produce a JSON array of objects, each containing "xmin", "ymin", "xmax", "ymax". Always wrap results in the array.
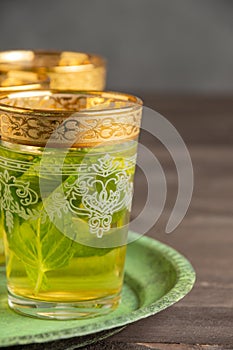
[{"xmin": 0, "ymin": 91, "xmax": 142, "ymax": 319}]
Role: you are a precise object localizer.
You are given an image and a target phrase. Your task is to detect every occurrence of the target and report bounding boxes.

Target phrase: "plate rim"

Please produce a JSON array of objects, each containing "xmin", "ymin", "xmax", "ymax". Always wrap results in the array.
[{"xmin": 0, "ymin": 231, "xmax": 196, "ymax": 346}]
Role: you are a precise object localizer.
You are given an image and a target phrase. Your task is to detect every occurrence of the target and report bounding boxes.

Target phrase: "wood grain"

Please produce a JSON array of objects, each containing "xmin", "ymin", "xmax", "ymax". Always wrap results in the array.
[
  {"xmin": 141, "ymin": 94, "xmax": 233, "ymax": 145},
  {"xmin": 107, "ymin": 96, "xmax": 233, "ymax": 348}
]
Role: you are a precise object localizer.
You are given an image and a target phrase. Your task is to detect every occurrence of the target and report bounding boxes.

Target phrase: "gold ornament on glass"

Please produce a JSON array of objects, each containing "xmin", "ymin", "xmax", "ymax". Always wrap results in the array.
[
  {"xmin": 0, "ymin": 50, "xmax": 106, "ymax": 90},
  {"xmin": 0, "ymin": 70, "xmax": 48, "ymax": 93},
  {"xmin": 0, "ymin": 70, "xmax": 49, "ymax": 265},
  {"xmin": 0, "ymin": 90, "xmax": 142, "ymax": 319}
]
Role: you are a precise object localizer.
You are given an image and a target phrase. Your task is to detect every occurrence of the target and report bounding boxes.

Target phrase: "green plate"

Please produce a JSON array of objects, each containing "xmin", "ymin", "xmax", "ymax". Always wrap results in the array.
[{"xmin": 0, "ymin": 232, "xmax": 195, "ymax": 348}]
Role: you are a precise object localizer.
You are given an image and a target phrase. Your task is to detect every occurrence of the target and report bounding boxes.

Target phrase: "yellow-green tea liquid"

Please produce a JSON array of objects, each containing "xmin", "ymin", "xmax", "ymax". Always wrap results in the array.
[
  {"xmin": 6, "ymin": 244, "xmax": 126, "ymax": 302},
  {"xmin": 0, "ymin": 139, "xmax": 136, "ymax": 319}
]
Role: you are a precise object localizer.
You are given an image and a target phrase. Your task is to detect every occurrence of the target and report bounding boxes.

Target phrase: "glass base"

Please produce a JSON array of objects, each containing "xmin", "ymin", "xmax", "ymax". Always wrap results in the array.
[{"xmin": 8, "ymin": 291, "xmax": 121, "ymax": 320}]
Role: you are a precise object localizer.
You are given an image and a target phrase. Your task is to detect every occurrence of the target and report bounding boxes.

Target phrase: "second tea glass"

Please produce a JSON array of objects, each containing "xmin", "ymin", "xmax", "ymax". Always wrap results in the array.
[{"xmin": 0, "ymin": 50, "xmax": 106, "ymax": 90}]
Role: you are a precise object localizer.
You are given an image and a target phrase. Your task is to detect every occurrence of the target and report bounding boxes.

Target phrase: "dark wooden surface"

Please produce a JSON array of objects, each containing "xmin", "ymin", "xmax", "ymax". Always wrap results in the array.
[
  {"xmin": 85, "ymin": 95, "xmax": 233, "ymax": 350},
  {"xmin": 7, "ymin": 95, "xmax": 233, "ymax": 350}
]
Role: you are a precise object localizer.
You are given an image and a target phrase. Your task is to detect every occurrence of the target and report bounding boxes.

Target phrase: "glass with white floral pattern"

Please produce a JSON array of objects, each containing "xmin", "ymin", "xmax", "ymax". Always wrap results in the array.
[{"xmin": 0, "ymin": 90, "xmax": 142, "ymax": 319}]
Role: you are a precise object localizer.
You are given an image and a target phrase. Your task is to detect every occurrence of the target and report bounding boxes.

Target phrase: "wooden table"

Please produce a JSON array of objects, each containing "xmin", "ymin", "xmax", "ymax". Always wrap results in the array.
[
  {"xmin": 84, "ymin": 95, "xmax": 233, "ymax": 350},
  {"xmin": 7, "ymin": 95, "xmax": 233, "ymax": 350}
]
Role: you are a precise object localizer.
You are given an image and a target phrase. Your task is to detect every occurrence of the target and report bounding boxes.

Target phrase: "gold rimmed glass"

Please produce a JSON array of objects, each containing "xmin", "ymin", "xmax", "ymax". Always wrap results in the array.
[
  {"xmin": 0, "ymin": 90, "xmax": 142, "ymax": 319},
  {"xmin": 0, "ymin": 50, "xmax": 106, "ymax": 90}
]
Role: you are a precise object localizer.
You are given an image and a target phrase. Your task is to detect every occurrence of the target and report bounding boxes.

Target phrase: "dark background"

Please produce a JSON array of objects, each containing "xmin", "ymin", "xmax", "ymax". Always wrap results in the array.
[{"xmin": 0, "ymin": 0, "xmax": 233, "ymax": 93}]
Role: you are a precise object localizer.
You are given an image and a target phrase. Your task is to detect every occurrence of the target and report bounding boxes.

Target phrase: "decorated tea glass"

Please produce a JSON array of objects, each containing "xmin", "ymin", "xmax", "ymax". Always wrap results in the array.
[
  {"xmin": 0, "ymin": 50, "xmax": 106, "ymax": 90},
  {"xmin": 0, "ymin": 90, "xmax": 142, "ymax": 319},
  {"xmin": 0, "ymin": 70, "xmax": 49, "ymax": 265}
]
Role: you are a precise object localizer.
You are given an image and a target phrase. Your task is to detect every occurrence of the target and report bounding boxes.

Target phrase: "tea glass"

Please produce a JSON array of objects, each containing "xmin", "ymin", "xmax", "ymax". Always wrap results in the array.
[
  {"xmin": 0, "ymin": 90, "xmax": 142, "ymax": 319},
  {"xmin": 0, "ymin": 50, "xmax": 106, "ymax": 90}
]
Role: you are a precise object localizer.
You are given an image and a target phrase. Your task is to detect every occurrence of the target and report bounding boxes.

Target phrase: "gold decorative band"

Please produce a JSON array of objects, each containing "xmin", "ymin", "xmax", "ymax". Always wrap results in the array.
[
  {"xmin": 0, "ymin": 91, "xmax": 142, "ymax": 147},
  {"xmin": 0, "ymin": 70, "xmax": 49, "ymax": 93},
  {"xmin": 0, "ymin": 50, "xmax": 106, "ymax": 91}
]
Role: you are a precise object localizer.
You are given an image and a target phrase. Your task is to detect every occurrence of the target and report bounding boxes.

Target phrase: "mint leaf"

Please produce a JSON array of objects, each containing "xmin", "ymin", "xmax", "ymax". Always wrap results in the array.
[
  {"xmin": 9, "ymin": 214, "xmax": 75, "ymax": 295},
  {"xmin": 70, "ymin": 217, "xmax": 112, "ymax": 257}
]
